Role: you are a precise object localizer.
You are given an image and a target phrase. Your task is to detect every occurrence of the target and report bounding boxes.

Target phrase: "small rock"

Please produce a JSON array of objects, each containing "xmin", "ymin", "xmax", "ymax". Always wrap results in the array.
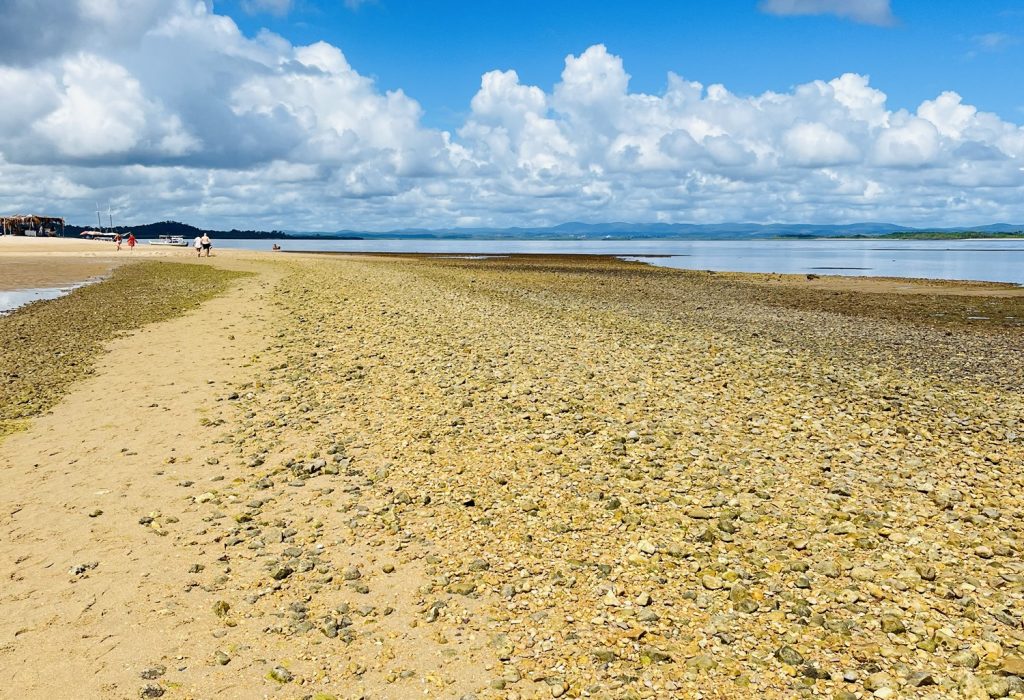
[
  {"xmin": 449, "ymin": 581, "xmax": 476, "ymax": 595},
  {"xmin": 69, "ymin": 561, "xmax": 99, "ymax": 576},
  {"xmin": 775, "ymin": 646, "xmax": 804, "ymax": 666},
  {"xmin": 907, "ymin": 671, "xmax": 935, "ymax": 687},
  {"xmin": 270, "ymin": 565, "xmax": 293, "ymax": 581},
  {"xmin": 864, "ymin": 672, "xmax": 894, "ymax": 691},
  {"xmin": 1001, "ymin": 656, "xmax": 1024, "ymax": 676},
  {"xmin": 268, "ymin": 666, "xmax": 293, "ymax": 683},
  {"xmin": 952, "ymin": 650, "xmax": 981, "ymax": 669},
  {"xmin": 701, "ymin": 575, "xmax": 723, "ymax": 590},
  {"xmin": 880, "ymin": 614, "xmax": 906, "ymax": 634},
  {"xmin": 984, "ymin": 676, "xmax": 1011, "ymax": 698},
  {"xmin": 686, "ymin": 654, "xmax": 718, "ymax": 671},
  {"xmin": 642, "ymin": 646, "xmax": 671, "ymax": 663},
  {"xmin": 140, "ymin": 666, "xmax": 166, "ymax": 680}
]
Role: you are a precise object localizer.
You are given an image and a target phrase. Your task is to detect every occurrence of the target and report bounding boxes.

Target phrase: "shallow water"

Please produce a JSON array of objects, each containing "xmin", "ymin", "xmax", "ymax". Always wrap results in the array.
[
  {"xmin": 214, "ymin": 238, "xmax": 1024, "ymax": 285},
  {"xmin": 0, "ymin": 281, "xmax": 96, "ymax": 315}
]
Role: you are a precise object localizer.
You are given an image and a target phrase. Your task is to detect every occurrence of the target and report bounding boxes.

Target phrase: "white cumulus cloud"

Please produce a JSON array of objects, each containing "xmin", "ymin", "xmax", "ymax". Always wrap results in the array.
[{"xmin": 0, "ymin": 1, "xmax": 1022, "ymax": 231}]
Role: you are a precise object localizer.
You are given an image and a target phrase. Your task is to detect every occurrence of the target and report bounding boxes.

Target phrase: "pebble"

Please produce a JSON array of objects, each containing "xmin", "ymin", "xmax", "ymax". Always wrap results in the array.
[
  {"xmin": 775, "ymin": 646, "xmax": 804, "ymax": 666},
  {"xmin": 268, "ymin": 666, "xmax": 293, "ymax": 683}
]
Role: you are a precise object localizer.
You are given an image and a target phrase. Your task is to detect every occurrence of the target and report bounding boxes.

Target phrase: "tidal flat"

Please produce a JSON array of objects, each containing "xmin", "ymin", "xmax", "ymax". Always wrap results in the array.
[
  {"xmin": 0, "ymin": 251, "xmax": 1022, "ymax": 699},
  {"xmin": 0, "ymin": 261, "xmax": 248, "ymax": 436}
]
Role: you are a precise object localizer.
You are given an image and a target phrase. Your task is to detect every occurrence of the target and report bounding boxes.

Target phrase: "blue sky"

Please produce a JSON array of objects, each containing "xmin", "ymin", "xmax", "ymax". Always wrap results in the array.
[
  {"xmin": 1, "ymin": 0, "xmax": 1023, "ymax": 229},
  {"xmin": 222, "ymin": 0, "xmax": 1024, "ymax": 130}
]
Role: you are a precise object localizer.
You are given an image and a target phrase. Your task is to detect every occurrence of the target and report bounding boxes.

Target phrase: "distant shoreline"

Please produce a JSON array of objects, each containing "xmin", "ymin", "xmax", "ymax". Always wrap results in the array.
[
  {"xmin": 789, "ymin": 232, "xmax": 1024, "ymax": 241},
  {"xmin": 46, "ymin": 218, "xmax": 1024, "ymax": 242}
]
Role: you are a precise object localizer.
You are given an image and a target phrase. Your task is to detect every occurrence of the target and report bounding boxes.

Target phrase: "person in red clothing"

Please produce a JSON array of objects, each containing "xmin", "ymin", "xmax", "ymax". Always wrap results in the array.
[{"xmin": 127, "ymin": 233, "xmax": 136, "ymax": 251}]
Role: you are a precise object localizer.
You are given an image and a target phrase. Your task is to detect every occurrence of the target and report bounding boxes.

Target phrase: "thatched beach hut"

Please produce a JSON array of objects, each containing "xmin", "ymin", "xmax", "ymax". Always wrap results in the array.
[{"xmin": 0, "ymin": 215, "xmax": 65, "ymax": 237}]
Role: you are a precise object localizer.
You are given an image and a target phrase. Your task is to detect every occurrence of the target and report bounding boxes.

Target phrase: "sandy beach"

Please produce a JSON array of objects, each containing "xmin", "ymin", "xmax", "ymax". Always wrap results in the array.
[
  {"xmin": 1, "ymin": 240, "xmax": 1023, "ymax": 699},
  {"xmin": 0, "ymin": 236, "xmax": 217, "ymax": 290}
]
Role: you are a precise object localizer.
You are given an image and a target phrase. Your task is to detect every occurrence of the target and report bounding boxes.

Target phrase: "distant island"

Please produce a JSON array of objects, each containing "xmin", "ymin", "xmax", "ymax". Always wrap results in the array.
[{"xmin": 63, "ymin": 220, "xmax": 362, "ymax": 240}]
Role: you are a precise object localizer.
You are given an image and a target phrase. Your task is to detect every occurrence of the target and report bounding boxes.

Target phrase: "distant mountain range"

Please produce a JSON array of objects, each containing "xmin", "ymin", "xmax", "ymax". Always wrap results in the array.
[
  {"xmin": 326, "ymin": 221, "xmax": 1024, "ymax": 240},
  {"xmin": 64, "ymin": 219, "xmax": 1024, "ymax": 240}
]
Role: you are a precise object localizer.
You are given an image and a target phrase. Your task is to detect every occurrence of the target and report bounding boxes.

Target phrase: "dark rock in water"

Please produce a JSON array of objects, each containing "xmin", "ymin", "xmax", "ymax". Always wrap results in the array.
[
  {"xmin": 140, "ymin": 685, "xmax": 165, "ymax": 698},
  {"xmin": 139, "ymin": 666, "xmax": 166, "ymax": 680}
]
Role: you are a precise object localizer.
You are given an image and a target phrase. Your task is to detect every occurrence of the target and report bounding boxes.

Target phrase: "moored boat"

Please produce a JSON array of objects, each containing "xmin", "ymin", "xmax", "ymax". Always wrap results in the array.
[{"xmin": 149, "ymin": 235, "xmax": 188, "ymax": 246}]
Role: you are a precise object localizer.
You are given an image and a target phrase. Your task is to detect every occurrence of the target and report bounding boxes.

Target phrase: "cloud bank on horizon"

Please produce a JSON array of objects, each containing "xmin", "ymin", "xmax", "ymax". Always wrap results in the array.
[{"xmin": 1, "ymin": 0, "xmax": 1022, "ymax": 230}]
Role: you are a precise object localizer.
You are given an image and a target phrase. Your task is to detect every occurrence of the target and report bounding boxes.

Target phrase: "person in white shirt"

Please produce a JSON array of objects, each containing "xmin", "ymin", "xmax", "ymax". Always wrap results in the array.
[{"xmin": 193, "ymin": 235, "xmax": 202, "ymax": 257}]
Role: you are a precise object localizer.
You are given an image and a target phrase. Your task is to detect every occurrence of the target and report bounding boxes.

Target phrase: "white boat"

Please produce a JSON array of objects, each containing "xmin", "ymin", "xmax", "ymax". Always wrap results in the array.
[{"xmin": 149, "ymin": 235, "xmax": 189, "ymax": 247}]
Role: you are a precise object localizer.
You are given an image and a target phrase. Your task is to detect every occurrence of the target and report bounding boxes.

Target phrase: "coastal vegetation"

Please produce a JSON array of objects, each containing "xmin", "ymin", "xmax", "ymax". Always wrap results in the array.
[
  {"xmin": 0, "ymin": 262, "xmax": 246, "ymax": 437},
  {"xmin": 63, "ymin": 221, "xmax": 292, "ymax": 240}
]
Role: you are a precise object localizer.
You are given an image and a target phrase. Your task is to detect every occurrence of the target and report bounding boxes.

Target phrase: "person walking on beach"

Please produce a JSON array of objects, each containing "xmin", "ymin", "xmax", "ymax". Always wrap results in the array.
[
  {"xmin": 114, "ymin": 233, "xmax": 122, "ymax": 251},
  {"xmin": 193, "ymin": 234, "xmax": 202, "ymax": 257},
  {"xmin": 127, "ymin": 233, "xmax": 136, "ymax": 251},
  {"xmin": 201, "ymin": 233, "xmax": 212, "ymax": 257}
]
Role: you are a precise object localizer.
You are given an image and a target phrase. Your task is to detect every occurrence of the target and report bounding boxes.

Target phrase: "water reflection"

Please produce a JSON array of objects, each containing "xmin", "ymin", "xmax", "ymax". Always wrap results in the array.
[{"xmin": 0, "ymin": 282, "xmax": 95, "ymax": 315}]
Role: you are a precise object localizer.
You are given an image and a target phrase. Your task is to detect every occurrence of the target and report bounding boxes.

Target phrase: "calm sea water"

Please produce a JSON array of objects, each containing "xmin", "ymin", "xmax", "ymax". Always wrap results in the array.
[
  {"xmin": 0, "ymin": 285, "xmax": 84, "ymax": 315},
  {"xmin": 214, "ymin": 238, "xmax": 1024, "ymax": 285}
]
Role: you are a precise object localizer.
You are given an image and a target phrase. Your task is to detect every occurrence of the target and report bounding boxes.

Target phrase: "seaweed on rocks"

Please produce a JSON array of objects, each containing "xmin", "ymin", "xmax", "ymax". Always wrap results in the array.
[{"xmin": 0, "ymin": 261, "xmax": 248, "ymax": 437}]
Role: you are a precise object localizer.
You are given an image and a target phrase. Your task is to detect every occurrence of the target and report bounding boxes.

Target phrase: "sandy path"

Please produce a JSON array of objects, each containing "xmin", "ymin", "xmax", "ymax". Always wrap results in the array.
[
  {"xmin": 0, "ymin": 255, "xmax": 496, "ymax": 699},
  {"xmin": 0, "ymin": 259, "xmax": 281, "ymax": 697}
]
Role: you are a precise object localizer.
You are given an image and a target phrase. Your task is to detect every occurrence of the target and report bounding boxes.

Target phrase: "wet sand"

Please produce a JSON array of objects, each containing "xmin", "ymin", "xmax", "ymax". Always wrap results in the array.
[
  {"xmin": 0, "ymin": 236, "xmax": 209, "ymax": 290},
  {"xmin": 0, "ymin": 248, "xmax": 1022, "ymax": 699}
]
